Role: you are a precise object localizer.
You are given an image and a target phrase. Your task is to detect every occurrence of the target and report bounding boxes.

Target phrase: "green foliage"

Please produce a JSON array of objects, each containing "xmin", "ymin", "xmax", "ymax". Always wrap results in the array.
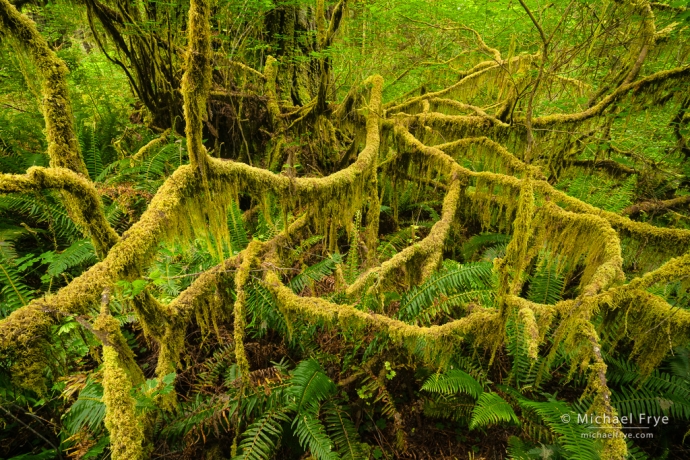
[
  {"xmin": 527, "ymin": 252, "xmax": 564, "ymax": 305},
  {"xmin": 63, "ymin": 379, "xmax": 106, "ymax": 435},
  {"xmin": 398, "ymin": 260, "xmax": 494, "ymax": 324},
  {"xmin": 233, "ymin": 407, "xmax": 290, "ymax": 460},
  {"xmin": 323, "ymin": 400, "xmax": 368, "ymax": 460},
  {"xmin": 461, "ymin": 233, "xmax": 510, "ymax": 262},
  {"xmin": 46, "ymin": 239, "xmax": 97, "ymax": 277},
  {"xmin": 228, "ymin": 200, "xmax": 249, "ymax": 254},
  {"xmin": 557, "ymin": 172, "xmax": 637, "ymax": 213},
  {"xmin": 469, "ymin": 392, "xmax": 519, "ymax": 430},
  {"xmin": 421, "ymin": 369, "xmax": 483, "ymax": 399},
  {"xmin": 289, "ymin": 359, "xmax": 336, "ymax": 414},
  {"xmin": 0, "ymin": 251, "xmax": 34, "ymax": 315},
  {"xmin": 289, "ymin": 254, "xmax": 343, "ymax": 294},
  {"xmin": 517, "ymin": 397, "xmax": 601, "ymax": 460}
]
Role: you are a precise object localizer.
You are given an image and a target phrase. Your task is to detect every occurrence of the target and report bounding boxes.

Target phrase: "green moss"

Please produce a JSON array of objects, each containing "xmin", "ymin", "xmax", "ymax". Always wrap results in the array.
[
  {"xmin": 0, "ymin": 0, "xmax": 87, "ymax": 176},
  {"xmin": 181, "ymin": 0, "xmax": 212, "ymax": 177},
  {"xmin": 233, "ymin": 240, "xmax": 263, "ymax": 386},
  {"xmin": 102, "ymin": 347, "xmax": 146, "ymax": 460}
]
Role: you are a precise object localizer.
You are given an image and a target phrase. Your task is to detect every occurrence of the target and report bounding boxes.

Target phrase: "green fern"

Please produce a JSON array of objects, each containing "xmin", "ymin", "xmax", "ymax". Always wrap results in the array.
[
  {"xmin": 398, "ymin": 260, "xmax": 494, "ymax": 324},
  {"xmin": 469, "ymin": 392, "xmax": 519, "ymax": 430},
  {"xmin": 246, "ymin": 281, "xmax": 287, "ymax": 336},
  {"xmin": 421, "ymin": 369, "xmax": 484, "ymax": 399},
  {"xmin": 289, "ymin": 359, "xmax": 336, "ymax": 414},
  {"xmin": 289, "ymin": 254, "xmax": 343, "ymax": 294},
  {"xmin": 344, "ymin": 212, "xmax": 362, "ymax": 284},
  {"xmin": 293, "ymin": 413, "xmax": 339, "ymax": 460},
  {"xmin": 47, "ymin": 239, "xmax": 97, "ymax": 277},
  {"xmin": 161, "ymin": 394, "xmax": 235, "ymax": 443},
  {"xmin": 79, "ymin": 122, "xmax": 103, "ymax": 181},
  {"xmin": 606, "ymin": 356, "xmax": 690, "ymax": 419},
  {"xmin": 377, "ymin": 225, "xmax": 416, "ymax": 260},
  {"xmin": 527, "ymin": 252, "xmax": 564, "ymax": 305},
  {"xmin": 0, "ymin": 193, "xmax": 80, "ymax": 242},
  {"xmin": 0, "ymin": 251, "xmax": 34, "ymax": 316},
  {"xmin": 323, "ymin": 400, "xmax": 368, "ymax": 460},
  {"xmin": 228, "ymin": 200, "xmax": 249, "ymax": 255},
  {"xmin": 518, "ymin": 396, "xmax": 601, "ymax": 460},
  {"xmin": 557, "ymin": 171, "xmax": 637, "ymax": 213},
  {"xmin": 233, "ymin": 406, "xmax": 290, "ymax": 460},
  {"xmin": 63, "ymin": 379, "xmax": 105, "ymax": 435},
  {"xmin": 461, "ymin": 232, "xmax": 510, "ymax": 261}
]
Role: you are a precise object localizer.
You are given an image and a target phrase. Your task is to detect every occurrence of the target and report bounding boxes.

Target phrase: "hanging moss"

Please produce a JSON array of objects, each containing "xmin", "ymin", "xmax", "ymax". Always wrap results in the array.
[
  {"xmin": 386, "ymin": 54, "xmax": 536, "ymax": 114},
  {"xmin": 0, "ymin": 167, "xmax": 119, "ymax": 257},
  {"xmin": 102, "ymin": 347, "xmax": 147, "ymax": 460},
  {"xmin": 93, "ymin": 296, "xmax": 145, "ymax": 385},
  {"xmin": 232, "ymin": 240, "xmax": 263, "ymax": 386},
  {"xmin": 181, "ymin": 0, "xmax": 212, "ymax": 176},
  {"xmin": 347, "ymin": 172, "xmax": 463, "ymax": 297},
  {"xmin": 265, "ymin": 270, "xmax": 502, "ymax": 359},
  {"xmin": 0, "ymin": 0, "xmax": 87, "ymax": 176}
]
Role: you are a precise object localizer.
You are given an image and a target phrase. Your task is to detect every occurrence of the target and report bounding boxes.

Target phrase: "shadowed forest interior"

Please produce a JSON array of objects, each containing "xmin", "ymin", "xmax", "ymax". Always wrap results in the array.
[{"xmin": 1, "ymin": 0, "xmax": 690, "ymax": 458}]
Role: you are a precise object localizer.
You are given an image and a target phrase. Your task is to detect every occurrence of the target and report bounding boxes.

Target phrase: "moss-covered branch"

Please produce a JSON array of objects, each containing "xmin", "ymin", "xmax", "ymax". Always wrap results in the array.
[
  {"xmin": 0, "ymin": 167, "xmax": 119, "ymax": 257},
  {"xmin": 181, "ymin": 0, "xmax": 212, "ymax": 176}
]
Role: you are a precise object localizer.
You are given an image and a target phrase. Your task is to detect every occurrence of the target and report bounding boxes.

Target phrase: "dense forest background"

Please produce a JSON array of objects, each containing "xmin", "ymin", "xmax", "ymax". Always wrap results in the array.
[{"xmin": 1, "ymin": 0, "xmax": 690, "ymax": 458}]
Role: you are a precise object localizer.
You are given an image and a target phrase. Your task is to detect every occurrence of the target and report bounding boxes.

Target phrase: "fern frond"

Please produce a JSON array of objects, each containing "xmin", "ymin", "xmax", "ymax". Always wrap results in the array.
[
  {"xmin": 422, "ymin": 393, "xmax": 475, "ymax": 422},
  {"xmin": 421, "ymin": 369, "xmax": 483, "ymax": 399},
  {"xmin": 246, "ymin": 282, "xmax": 287, "ymax": 336},
  {"xmin": 290, "ymin": 235, "xmax": 324, "ymax": 263},
  {"xmin": 398, "ymin": 260, "xmax": 494, "ymax": 323},
  {"xmin": 0, "ymin": 251, "xmax": 33, "ymax": 315},
  {"xmin": 228, "ymin": 200, "xmax": 249, "ymax": 255},
  {"xmin": 79, "ymin": 122, "xmax": 103, "ymax": 181},
  {"xmin": 461, "ymin": 233, "xmax": 510, "ymax": 261},
  {"xmin": 63, "ymin": 379, "xmax": 105, "ymax": 435},
  {"xmin": 293, "ymin": 413, "xmax": 339, "ymax": 460},
  {"xmin": 377, "ymin": 226, "xmax": 415, "ymax": 260},
  {"xmin": 0, "ymin": 193, "xmax": 79, "ymax": 242},
  {"xmin": 518, "ymin": 396, "xmax": 601, "ymax": 460},
  {"xmin": 324, "ymin": 400, "xmax": 367, "ymax": 460},
  {"xmin": 289, "ymin": 254, "xmax": 343, "ymax": 294},
  {"xmin": 469, "ymin": 392, "xmax": 519, "ymax": 430},
  {"xmin": 527, "ymin": 252, "xmax": 564, "ymax": 305},
  {"xmin": 289, "ymin": 359, "xmax": 336, "ymax": 414},
  {"xmin": 47, "ymin": 239, "xmax": 97, "ymax": 277},
  {"xmin": 161, "ymin": 394, "xmax": 235, "ymax": 442},
  {"xmin": 233, "ymin": 406, "xmax": 291, "ymax": 460}
]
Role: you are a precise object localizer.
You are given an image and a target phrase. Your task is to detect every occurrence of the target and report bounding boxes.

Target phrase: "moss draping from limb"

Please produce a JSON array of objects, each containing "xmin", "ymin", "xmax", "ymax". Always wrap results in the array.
[
  {"xmin": 0, "ymin": 165, "xmax": 198, "ymax": 352},
  {"xmin": 181, "ymin": 0, "xmax": 212, "ymax": 177},
  {"xmin": 530, "ymin": 64, "xmax": 690, "ymax": 127},
  {"xmin": 536, "ymin": 181, "xmax": 690, "ymax": 262},
  {"xmin": 434, "ymin": 137, "xmax": 542, "ymax": 179},
  {"xmin": 232, "ymin": 240, "xmax": 263, "ymax": 386},
  {"xmin": 102, "ymin": 346, "xmax": 147, "ymax": 460},
  {"xmin": 385, "ymin": 54, "xmax": 537, "ymax": 114},
  {"xmin": 154, "ymin": 216, "xmax": 309, "ymax": 377},
  {"xmin": 532, "ymin": 202, "xmax": 625, "ymax": 296},
  {"xmin": 93, "ymin": 290, "xmax": 145, "ymax": 385},
  {"xmin": 0, "ymin": 74, "xmax": 384, "ymax": 363},
  {"xmin": 0, "ymin": 167, "xmax": 119, "ymax": 257},
  {"xmin": 346, "ymin": 172, "xmax": 463, "ymax": 297},
  {"xmin": 265, "ymin": 270, "xmax": 502, "ymax": 357},
  {"xmin": 0, "ymin": 0, "xmax": 87, "ymax": 176},
  {"xmin": 0, "ymin": 0, "xmax": 121, "ymax": 258},
  {"xmin": 598, "ymin": 288, "xmax": 690, "ymax": 375}
]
